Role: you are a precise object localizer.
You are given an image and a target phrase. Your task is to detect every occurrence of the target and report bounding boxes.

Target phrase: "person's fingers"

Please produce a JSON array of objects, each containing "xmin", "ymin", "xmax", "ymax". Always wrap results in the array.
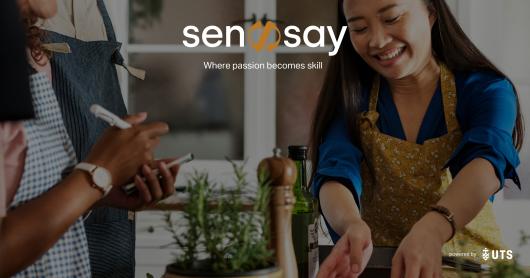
[
  {"xmin": 134, "ymin": 175, "xmax": 152, "ymax": 204},
  {"xmin": 143, "ymin": 152, "xmax": 154, "ymax": 165},
  {"xmin": 147, "ymin": 157, "xmax": 157, "ymax": 169},
  {"xmin": 142, "ymin": 164, "xmax": 163, "ymax": 202},
  {"xmin": 404, "ymin": 255, "xmax": 421, "ymax": 278},
  {"xmin": 420, "ymin": 264, "xmax": 433, "ymax": 278},
  {"xmin": 405, "ymin": 265, "xmax": 420, "ymax": 278},
  {"xmin": 158, "ymin": 158, "xmax": 181, "ymax": 176},
  {"xmin": 318, "ymin": 235, "xmax": 350, "ymax": 278},
  {"xmin": 357, "ymin": 241, "xmax": 373, "ymax": 275},
  {"xmin": 334, "ymin": 257, "xmax": 351, "ymax": 277},
  {"xmin": 123, "ymin": 112, "xmax": 147, "ymax": 125},
  {"xmin": 317, "ymin": 253, "xmax": 339, "ymax": 278},
  {"xmin": 434, "ymin": 258, "xmax": 442, "ymax": 278},
  {"xmin": 169, "ymin": 163, "xmax": 180, "ymax": 177},
  {"xmin": 158, "ymin": 161, "xmax": 175, "ymax": 197},
  {"xmin": 346, "ymin": 241, "xmax": 374, "ymax": 277},
  {"xmin": 139, "ymin": 122, "xmax": 169, "ymax": 138},
  {"xmin": 348, "ymin": 235, "xmax": 367, "ymax": 274},
  {"xmin": 391, "ymin": 252, "xmax": 404, "ymax": 278},
  {"xmin": 434, "ymin": 268, "xmax": 441, "ymax": 278}
]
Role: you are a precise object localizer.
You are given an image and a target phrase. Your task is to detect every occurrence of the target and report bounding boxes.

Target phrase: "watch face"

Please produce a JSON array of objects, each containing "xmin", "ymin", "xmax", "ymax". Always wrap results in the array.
[{"xmin": 93, "ymin": 168, "xmax": 112, "ymax": 188}]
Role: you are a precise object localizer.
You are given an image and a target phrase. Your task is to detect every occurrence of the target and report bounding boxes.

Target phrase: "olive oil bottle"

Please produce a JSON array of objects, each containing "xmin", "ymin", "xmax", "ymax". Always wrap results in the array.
[{"xmin": 288, "ymin": 145, "xmax": 319, "ymax": 278}]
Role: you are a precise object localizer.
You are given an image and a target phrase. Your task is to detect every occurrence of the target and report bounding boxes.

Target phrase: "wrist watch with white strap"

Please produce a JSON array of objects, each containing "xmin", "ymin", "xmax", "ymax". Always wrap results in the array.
[{"xmin": 75, "ymin": 162, "xmax": 112, "ymax": 197}]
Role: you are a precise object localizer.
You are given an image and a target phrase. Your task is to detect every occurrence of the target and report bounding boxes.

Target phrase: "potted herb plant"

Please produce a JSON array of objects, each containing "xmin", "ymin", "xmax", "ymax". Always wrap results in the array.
[{"xmin": 162, "ymin": 161, "xmax": 282, "ymax": 278}]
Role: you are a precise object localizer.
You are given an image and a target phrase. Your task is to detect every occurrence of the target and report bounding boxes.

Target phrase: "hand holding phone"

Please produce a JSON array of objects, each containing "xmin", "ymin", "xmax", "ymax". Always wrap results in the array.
[{"xmin": 122, "ymin": 153, "xmax": 194, "ymax": 195}]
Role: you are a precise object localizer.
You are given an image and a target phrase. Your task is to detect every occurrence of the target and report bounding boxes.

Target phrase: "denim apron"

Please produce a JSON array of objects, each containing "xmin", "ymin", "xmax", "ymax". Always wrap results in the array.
[
  {"xmin": 45, "ymin": 0, "xmax": 135, "ymax": 276},
  {"xmin": 359, "ymin": 64, "xmax": 504, "ymax": 275},
  {"xmin": 10, "ymin": 72, "xmax": 91, "ymax": 278}
]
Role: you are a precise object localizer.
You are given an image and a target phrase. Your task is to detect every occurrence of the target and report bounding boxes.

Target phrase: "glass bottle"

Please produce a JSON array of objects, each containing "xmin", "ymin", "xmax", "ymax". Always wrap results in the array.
[{"xmin": 288, "ymin": 145, "xmax": 319, "ymax": 278}]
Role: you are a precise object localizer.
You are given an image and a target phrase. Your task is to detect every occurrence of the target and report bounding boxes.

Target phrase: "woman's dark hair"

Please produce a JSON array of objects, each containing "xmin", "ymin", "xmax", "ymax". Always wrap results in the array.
[{"xmin": 309, "ymin": 0, "xmax": 524, "ymax": 187}]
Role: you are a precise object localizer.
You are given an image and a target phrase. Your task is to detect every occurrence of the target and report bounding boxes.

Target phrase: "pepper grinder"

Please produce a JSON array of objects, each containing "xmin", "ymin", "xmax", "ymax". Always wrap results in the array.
[{"xmin": 258, "ymin": 148, "xmax": 298, "ymax": 278}]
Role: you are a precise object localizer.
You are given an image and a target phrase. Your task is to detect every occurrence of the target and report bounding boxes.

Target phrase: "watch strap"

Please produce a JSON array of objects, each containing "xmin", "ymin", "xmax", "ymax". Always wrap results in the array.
[{"xmin": 75, "ymin": 162, "xmax": 97, "ymax": 173}]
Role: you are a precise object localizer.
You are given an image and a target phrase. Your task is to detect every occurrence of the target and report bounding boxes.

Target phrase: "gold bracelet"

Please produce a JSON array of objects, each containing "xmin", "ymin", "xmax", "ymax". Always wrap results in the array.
[{"xmin": 430, "ymin": 205, "xmax": 456, "ymax": 242}]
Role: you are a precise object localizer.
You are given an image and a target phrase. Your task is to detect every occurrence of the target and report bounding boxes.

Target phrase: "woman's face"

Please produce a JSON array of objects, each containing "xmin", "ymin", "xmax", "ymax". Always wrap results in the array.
[
  {"xmin": 344, "ymin": 0, "xmax": 436, "ymax": 79},
  {"xmin": 17, "ymin": 0, "xmax": 57, "ymax": 19}
]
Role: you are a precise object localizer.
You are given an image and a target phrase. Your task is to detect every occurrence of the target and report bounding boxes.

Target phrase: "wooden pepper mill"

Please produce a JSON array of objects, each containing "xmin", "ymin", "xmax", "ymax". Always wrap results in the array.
[{"xmin": 258, "ymin": 148, "xmax": 299, "ymax": 278}]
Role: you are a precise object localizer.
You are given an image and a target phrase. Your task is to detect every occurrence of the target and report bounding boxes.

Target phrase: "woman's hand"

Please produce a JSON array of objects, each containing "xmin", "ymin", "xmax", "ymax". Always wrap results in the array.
[
  {"xmin": 318, "ymin": 219, "xmax": 373, "ymax": 278},
  {"xmin": 391, "ymin": 212, "xmax": 450, "ymax": 278},
  {"xmin": 133, "ymin": 159, "xmax": 180, "ymax": 207},
  {"xmin": 84, "ymin": 113, "xmax": 169, "ymax": 187},
  {"xmin": 97, "ymin": 159, "xmax": 180, "ymax": 210}
]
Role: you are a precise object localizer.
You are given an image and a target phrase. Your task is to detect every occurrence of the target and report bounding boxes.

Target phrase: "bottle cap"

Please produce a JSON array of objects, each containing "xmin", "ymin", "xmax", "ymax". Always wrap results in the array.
[{"xmin": 288, "ymin": 145, "xmax": 308, "ymax": 160}]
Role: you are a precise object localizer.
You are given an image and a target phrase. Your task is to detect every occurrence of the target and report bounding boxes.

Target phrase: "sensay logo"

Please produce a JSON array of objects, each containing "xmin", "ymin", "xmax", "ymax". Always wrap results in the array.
[{"xmin": 183, "ymin": 21, "xmax": 347, "ymax": 56}]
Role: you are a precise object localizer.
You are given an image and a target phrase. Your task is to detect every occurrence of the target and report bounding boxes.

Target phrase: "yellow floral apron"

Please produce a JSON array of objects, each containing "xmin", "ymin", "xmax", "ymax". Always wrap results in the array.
[{"xmin": 358, "ymin": 63, "xmax": 504, "ymax": 264}]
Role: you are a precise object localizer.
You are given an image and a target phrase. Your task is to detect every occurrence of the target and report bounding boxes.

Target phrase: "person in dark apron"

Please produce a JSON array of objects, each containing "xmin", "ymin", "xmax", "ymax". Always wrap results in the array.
[
  {"xmin": 44, "ymin": 0, "xmax": 172, "ymax": 277},
  {"xmin": 1, "ymin": 1, "xmax": 178, "ymax": 276},
  {"xmin": 2, "ymin": 66, "xmax": 174, "ymax": 277},
  {"xmin": 45, "ymin": 0, "xmax": 133, "ymax": 274}
]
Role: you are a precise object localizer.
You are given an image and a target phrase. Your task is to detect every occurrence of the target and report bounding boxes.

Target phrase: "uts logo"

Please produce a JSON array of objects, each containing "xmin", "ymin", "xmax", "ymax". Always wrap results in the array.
[
  {"xmin": 482, "ymin": 248, "xmax": 514, "ymax": 261},
  {"xmin": 482, "ymin": 248, "xmax": 490, "ymax": 261},
  {"xmin": 183, "ymin": 21, "xmax": 347, "ymax": 56}
]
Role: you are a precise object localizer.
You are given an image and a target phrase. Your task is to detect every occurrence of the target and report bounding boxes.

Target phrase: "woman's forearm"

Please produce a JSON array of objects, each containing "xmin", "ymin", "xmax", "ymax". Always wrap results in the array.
[
  {"xmin": 0, "ymin": 170, "xmax": 101, "ymax": 277},
  {"xmin": 319, "ymin": 181, "xmax": 362, "ymax": 236},
  {"xmin": 422, "ymin": 158, "xmax": 500, "ymax": 242}
]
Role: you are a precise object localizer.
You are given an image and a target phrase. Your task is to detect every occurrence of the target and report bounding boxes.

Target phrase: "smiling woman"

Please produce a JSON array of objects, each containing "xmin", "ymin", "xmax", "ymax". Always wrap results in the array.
[
  {"xmin": 344, "ymin": 0, "xmax": 437, "ymax": 80},
  {"xmin": 311, "ymin": 0, "xmax": 524, "ymax": 277}
]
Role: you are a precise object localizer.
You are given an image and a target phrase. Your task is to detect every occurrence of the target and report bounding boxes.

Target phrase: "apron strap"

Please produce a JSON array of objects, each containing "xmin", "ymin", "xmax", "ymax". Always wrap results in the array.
[
  {"xmin": 123, "ymin": 64, "xmax": 146, "ymax": 80},
  {"xmin": 367, "ymin": 63, "xmax": 459, "ymax": 132},
  {"xmin": 42, "ymin": 42, "xmax": 71, "ymax": 54},
  {"xmin": 45, "ymin": 0, "xmax": 146, "ymax": 80},
  {"xmin": 95, "ymin": 0, "xmax": 146, "ymax": 80},
  {"xmin": 111, "ymin": 52, "xmax": 146, "ymax": 80},
  {"xmin": 96, "ymin": 0, "xmax": 117, "ymax": 43},
  {"xmin": 440, "ymin": 63, "xmax": 459, "ymax": 132},
  {"xmin": 369, "ymin": 75, "xmax": 380, "ymax": 112}
]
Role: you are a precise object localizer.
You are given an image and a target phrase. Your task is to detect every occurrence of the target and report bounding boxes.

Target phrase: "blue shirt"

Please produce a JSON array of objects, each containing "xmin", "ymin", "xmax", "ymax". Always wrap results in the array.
[{"xmin": 312, "ymin": 71, "xmax": 521, "ymax": 241}]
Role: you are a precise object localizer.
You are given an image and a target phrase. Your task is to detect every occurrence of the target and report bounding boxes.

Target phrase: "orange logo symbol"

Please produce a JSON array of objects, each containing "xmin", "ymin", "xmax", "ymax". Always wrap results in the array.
[{"xmin": 247, "ymin": 21, "xmax": 281, "ymax": 52}]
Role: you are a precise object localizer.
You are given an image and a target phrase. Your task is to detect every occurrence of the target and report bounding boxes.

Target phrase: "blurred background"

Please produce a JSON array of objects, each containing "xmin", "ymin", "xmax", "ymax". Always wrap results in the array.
[
  {"xmin": 124, "ymin": 0, "xmax": 339, "ymax": 161},
  {"xmin": 100, "ymin": 0, "xmax": 530, "ymax": 276}
]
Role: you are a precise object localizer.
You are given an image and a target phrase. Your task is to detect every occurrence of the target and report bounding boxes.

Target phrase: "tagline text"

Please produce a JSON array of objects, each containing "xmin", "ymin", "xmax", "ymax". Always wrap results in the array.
[{"xmin": 203, "ymin": 61, "xmax": 323, "ymax": 70}]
